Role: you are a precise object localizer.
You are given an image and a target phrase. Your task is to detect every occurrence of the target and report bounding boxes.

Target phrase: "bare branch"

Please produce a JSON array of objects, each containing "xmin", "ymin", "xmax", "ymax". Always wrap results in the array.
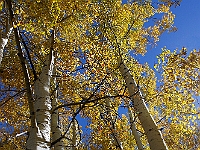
[{"xmin": 6, "ymin": 0, "xmax": 35, "ymax": 127}]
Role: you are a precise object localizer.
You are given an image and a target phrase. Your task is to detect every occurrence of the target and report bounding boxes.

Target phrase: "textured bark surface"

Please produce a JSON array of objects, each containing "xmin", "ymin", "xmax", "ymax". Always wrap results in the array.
[
  {"xmin": 106, "ymin": 98, "xmax": 123, "ymax": 150},
  {"xmin": 51, "ymin": 66, "xmax": 64, "ymax": 150},
  {"xmin": 118, "ymin": 58, "xmax": 168, "ymax": 150},
  {"xmin": 128, "ymin": 107, "xmax": 144, "ymax": 150},
  {"xmin": 72, "ymin": 120, "xmax": 77, "ymax": 150},
  {"xmin": 0, "ymin": 2, "xmax": 12, "ymax": 65},
  {"xmin": 0, "ymin": 28, "xmax": 12, "ymax": 65},
  {"xmin": 26, "ymin": 52, "xmax": 54, "ymax": 150}
]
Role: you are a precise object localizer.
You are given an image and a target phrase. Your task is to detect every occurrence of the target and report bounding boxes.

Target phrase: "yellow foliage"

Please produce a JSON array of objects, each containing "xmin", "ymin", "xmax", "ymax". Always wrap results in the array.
[{"xmin": 1, "ymin": 0, "xmax": 198, "ymax": 149}]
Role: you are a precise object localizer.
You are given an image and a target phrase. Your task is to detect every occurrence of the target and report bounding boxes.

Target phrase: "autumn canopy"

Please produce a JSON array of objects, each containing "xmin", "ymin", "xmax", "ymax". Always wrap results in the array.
[{"xmin": 0, "ymin": 0, "xmax": 199, "ymax": 150}]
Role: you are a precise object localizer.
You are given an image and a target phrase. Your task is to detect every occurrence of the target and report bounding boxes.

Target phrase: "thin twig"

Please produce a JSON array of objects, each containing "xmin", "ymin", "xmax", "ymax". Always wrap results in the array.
[{"xmin": 19, "ymin": 33, "xmax": 37, "ymax": 80}]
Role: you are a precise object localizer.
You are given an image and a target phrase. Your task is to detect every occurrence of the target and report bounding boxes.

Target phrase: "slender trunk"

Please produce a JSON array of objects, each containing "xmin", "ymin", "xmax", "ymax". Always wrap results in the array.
[
  {"xmin": 118, "ymin": 58, "xmax": 168, "ymax": 150},
  {"xmin": 72, "ymin": 120, "xmax": 76, "ymax": 150},
  {"xmin": 51, "ymin": 63, "xmax": 64, "ymax": 150},
  {"xmin": 128, "ymin": 107, "xmax": 144, "ymax": 150},
  {"xmin": 6, "ymin": 2, "xmax": 36, "ymax": 149},
  {"xmin": 105, "ymin": 98, "xmax": 123, "ymax": 149},
  {"xmin": 0, "ymin": 2, "xmax": 13, "ymax": 65},
  {"xmin": 26, "ymin": 51, "xmax": 54, "ymax": 150},
  {"xmin": 0, "ymin": 27, "xmax": 12, "ymax": 65}
]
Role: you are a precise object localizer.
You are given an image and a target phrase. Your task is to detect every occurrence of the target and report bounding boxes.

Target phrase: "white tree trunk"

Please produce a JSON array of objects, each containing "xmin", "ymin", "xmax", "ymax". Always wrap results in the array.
[
  {"xmin": 72, "ymin": 120, "xmax": 77, "ymax": 150},
  {"xmin": 66, "ymin": 119, "xmax": 79, "ymax": 150},
  {"xmin": 26, "ymin": 51, "xmax": 54, "ymax": 150},
  {"xmin": 128, "ymin": 107, "xmax": 144, "ymax": 150},
  {"xmin": 105, "ymin": 98, "xmax": 123, "ymax": 149},
  {"xmin": 51, "ymin": 64, "xmax": 64, "ymax": 150},
  {"xmin": 118, "ymin": 58, "xmax": 168, "ymax": 150},
  {"xmin": 0, "ymin": 19, "xmax": 13, "ymax": 65}
]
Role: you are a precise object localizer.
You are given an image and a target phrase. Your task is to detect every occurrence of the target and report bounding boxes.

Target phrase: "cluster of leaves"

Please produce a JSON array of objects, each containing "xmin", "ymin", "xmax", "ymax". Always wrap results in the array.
[
  {"xmin": 153, "ymin": 48, "xmax": 200, "ymax": 149},
  {"xmin": 0, "ymin": 0, "xmax": 199, "ymax": 149}
]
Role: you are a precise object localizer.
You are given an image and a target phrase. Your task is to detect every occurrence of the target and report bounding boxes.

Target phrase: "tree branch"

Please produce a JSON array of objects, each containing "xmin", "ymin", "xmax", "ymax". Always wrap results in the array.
[
  {"xmin": 6, "ymin": 0, "xmax": 35, "ymax": 127},
  {"xmin": 19, "ymin": 33, "xmax": 37, "ymax": 81}
]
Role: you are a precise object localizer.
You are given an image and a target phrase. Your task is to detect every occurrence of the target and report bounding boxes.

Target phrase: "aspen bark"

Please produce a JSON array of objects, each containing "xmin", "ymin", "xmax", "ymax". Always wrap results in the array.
[
  {"xmin": 0, "ymin": 2, "xmax": 12, "ymax": 65},
  {"xmin": 72, "ymin": 120, "xmax": 77, "ymax": 150},
  {"xmin": 105, "ymin": 98, "xmax": 123, "ymax": 149},
  {"xmin": 0, "ymin": 27, "xmax": 12, "ymax": 65},
  {"xmin": 128, "ymin": 107, "xmax": 144, "ymax": 150},
  {"xmin": 118, "ymin": 58, "xmax": 168, "ymax": 150},
  {"xmin": 51, "ymin": 65, "xmax": 64, "ymax": 150},
  {"xmin": 6, "ymin": 1, "xmax": 37, "ymax": 149},
  {"xmin": 26, "ymin": 51, "xmax": 54, "ymax": 150}
]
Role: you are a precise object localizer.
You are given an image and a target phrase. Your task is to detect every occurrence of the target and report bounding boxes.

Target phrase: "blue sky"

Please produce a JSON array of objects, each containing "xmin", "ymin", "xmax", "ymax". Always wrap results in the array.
[
  {"xmin": 1, "ymin": 0, "xmax": 199, "ymax": 142},
  {"xmin": 140, "ymin": 0, "xmax": 200, "ymax": 123},
  {"xmin": 140, "ymin": 0, "xmax": 200, "ymax": 67},
  {"xmin": 79, "ymin": 0, "xmax": 200, "ymax": 135},
  {"xmin": 75, "ymin": 0, "xmax": 200, "ymax": 133}
]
